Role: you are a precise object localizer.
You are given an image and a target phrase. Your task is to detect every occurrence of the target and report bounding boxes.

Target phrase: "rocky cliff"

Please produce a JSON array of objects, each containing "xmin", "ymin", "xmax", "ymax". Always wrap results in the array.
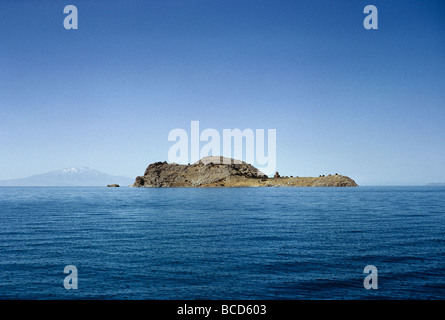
[{"xmin": 131, "ymin": 157, "xmax": 358, "ymax": 187}]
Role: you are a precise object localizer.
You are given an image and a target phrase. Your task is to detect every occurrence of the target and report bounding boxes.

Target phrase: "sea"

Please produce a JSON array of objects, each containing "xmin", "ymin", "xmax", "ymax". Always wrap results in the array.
[{"xmin": 0, "ymin": 186, "xmax": 444, "ymax": 300}]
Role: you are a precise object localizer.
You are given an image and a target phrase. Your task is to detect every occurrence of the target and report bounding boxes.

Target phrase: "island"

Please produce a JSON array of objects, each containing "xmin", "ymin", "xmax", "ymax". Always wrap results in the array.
[{"xmin": 131, "ymin": 156, "xmax": 358, "ymax": 187}]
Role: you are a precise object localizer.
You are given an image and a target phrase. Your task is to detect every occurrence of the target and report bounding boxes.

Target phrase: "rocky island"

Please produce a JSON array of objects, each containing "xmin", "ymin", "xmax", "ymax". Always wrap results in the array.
[{"xmin": 131, "ymin": 156, "xmax": 358, "ymax": 187}]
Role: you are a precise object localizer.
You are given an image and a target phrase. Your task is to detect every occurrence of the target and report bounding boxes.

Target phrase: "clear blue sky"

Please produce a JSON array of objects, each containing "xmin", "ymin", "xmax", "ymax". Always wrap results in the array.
[{"xmin": 1, "ymin": 0, "xmax": 444, "ymax": 185}]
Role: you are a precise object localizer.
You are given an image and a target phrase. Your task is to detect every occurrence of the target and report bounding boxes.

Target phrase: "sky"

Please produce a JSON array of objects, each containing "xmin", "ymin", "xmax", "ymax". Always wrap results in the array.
[{"xmin": 1, "ymin": 0, "xmax": 444, "ymax": 185}]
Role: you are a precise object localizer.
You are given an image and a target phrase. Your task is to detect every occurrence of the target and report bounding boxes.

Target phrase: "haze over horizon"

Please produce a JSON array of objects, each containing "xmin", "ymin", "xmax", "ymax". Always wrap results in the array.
[{"xmin": 1, "ymin": 0, "xmax": 444, "ymax": 186}]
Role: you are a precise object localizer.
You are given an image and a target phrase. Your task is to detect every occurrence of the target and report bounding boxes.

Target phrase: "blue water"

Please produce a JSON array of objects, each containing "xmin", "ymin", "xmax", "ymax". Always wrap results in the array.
[{"xmin": 0, "ymin": 186, "xmax": 444, "ymax": 299}]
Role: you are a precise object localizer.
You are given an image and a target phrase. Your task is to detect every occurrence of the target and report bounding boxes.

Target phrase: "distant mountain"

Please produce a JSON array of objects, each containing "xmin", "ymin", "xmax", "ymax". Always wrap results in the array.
[
  {"xmin": 0, "ymin": 167, "xmax": 133, "ymax": 186},
  {"xmin": 426, "ymin": 183, "xmax": 445, "ymax": 186}
]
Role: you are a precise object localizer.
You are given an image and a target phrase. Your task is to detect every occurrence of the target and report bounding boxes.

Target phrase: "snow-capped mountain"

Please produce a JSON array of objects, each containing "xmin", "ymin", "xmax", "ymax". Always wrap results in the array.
[
  {"xmin": 61, "ymin": 167, "xmax": 92, "ymax": 174},
  {"xmin": 0, "ymin": 167, "xmax": 133, "ymax": 186}
]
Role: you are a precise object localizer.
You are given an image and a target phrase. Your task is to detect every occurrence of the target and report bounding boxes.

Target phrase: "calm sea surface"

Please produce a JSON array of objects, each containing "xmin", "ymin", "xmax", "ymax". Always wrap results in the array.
[{"xmin": 0, "ymin": 186, "xmax": 444, "ymax": 299}]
